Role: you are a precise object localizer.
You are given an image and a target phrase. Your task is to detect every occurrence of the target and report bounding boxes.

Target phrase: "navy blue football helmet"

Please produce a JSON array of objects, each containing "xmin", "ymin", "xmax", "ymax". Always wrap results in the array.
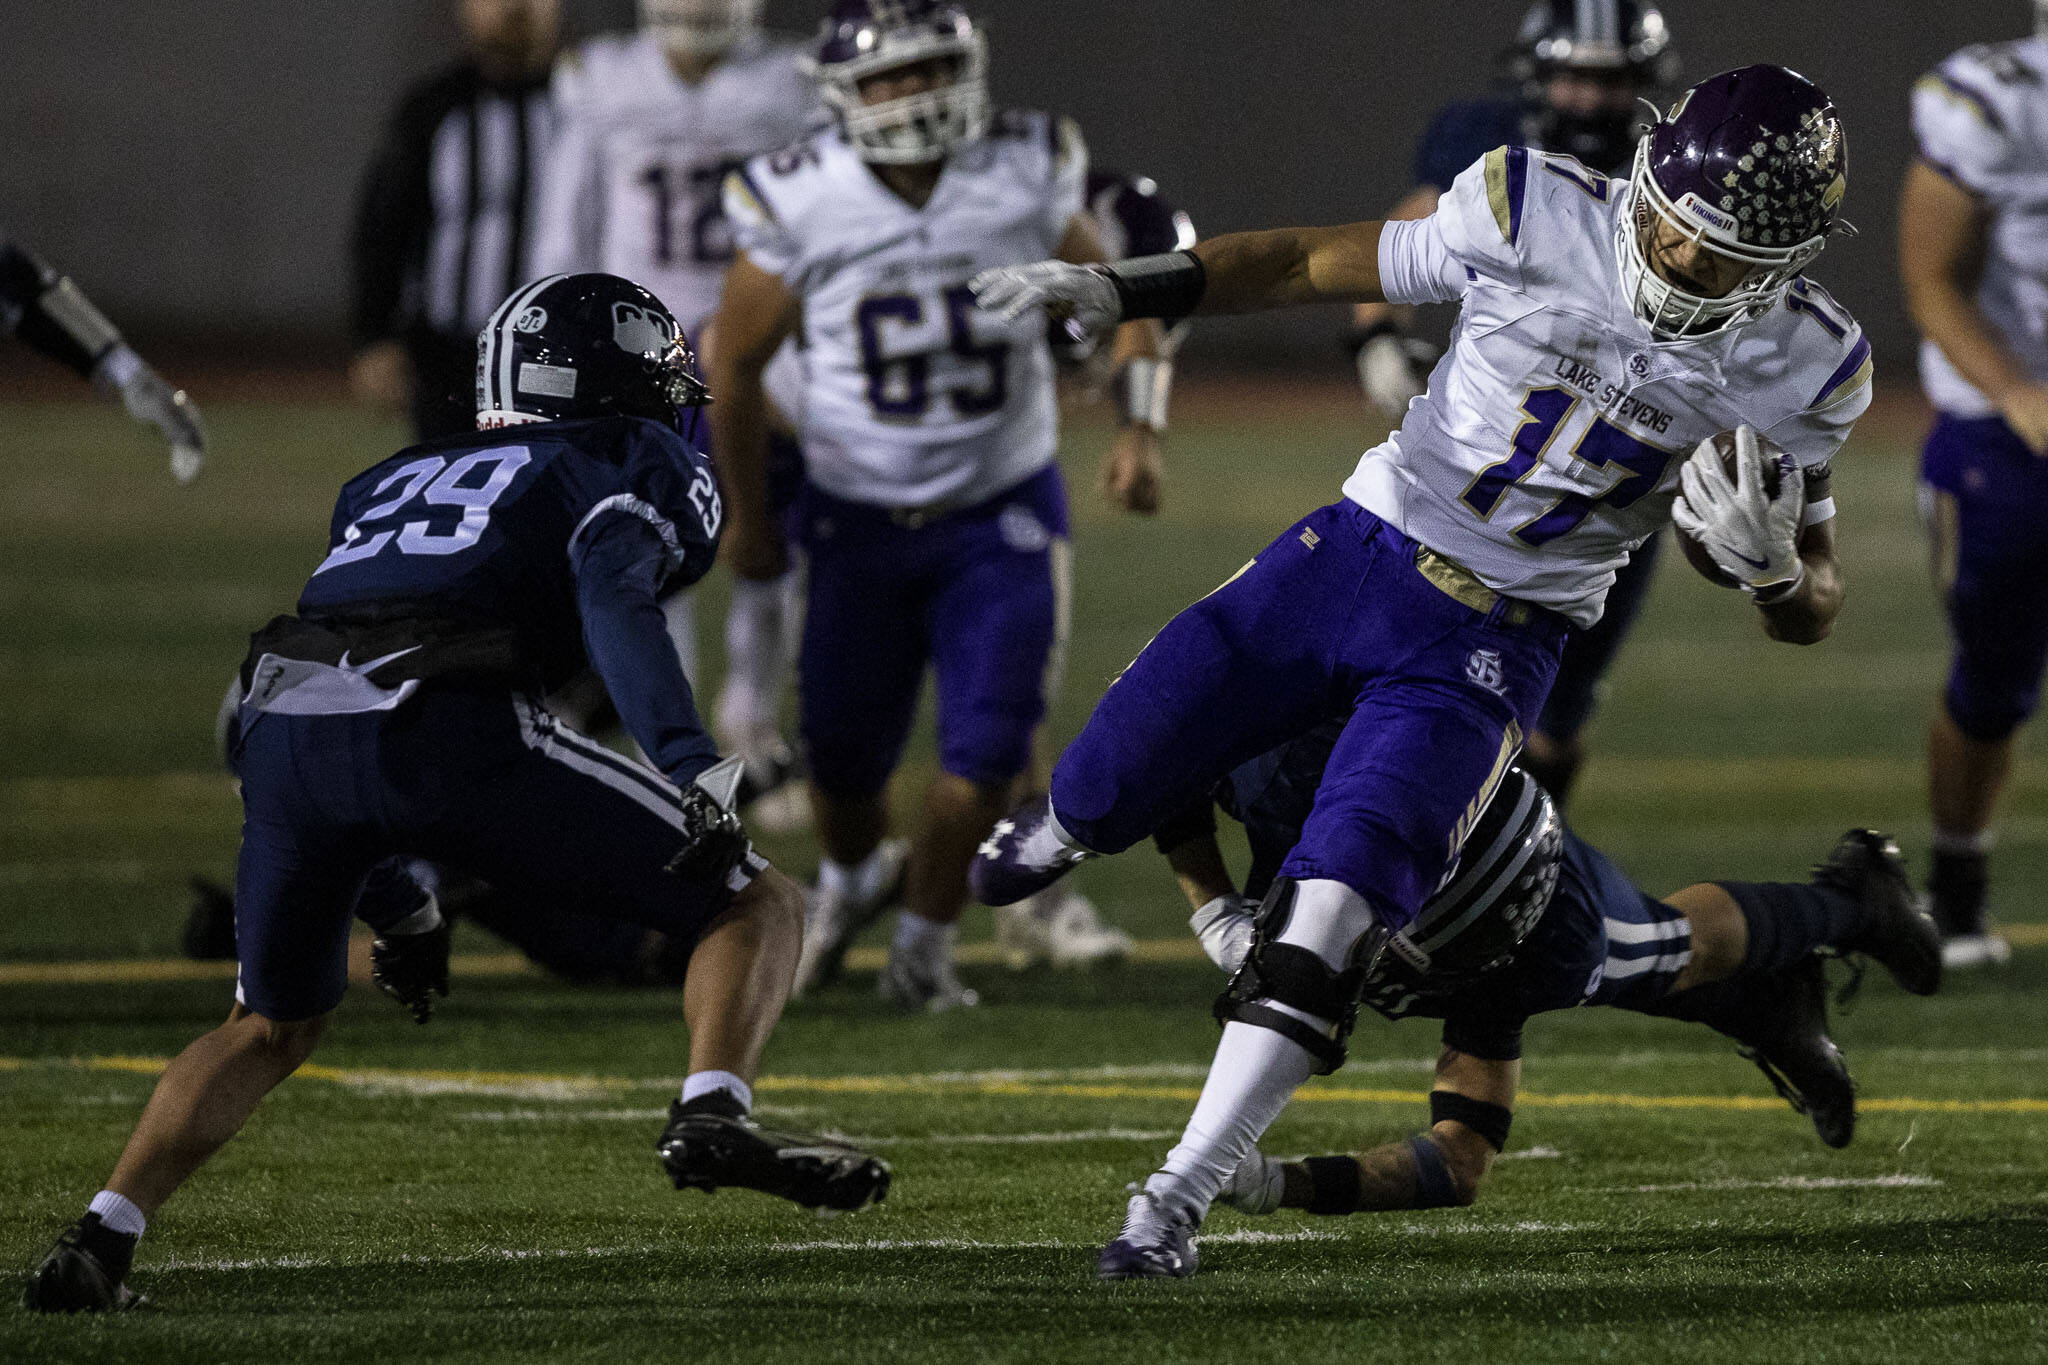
[
  {"xmin": 1368, "ymin": 766, "xmax": 1563, "ymax": 999},
  {"xmin": 1617, "ymin": 64, "xmax": 1849, "ymax": 341},
  {"xmin": 1507, "ymin": 0, "xmax": 1679, "ymax": 171},
  {"xmin": 475, "ymin": 273, "xmax": 710, "ymax": 434},
  {"xmin": 810, "ymin": 0, "xmax": 989, "ymax": 164}
]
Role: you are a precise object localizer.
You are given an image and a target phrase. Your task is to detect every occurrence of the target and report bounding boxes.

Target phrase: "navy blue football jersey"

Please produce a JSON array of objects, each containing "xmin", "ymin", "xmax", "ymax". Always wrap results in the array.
[
  {"xmin": 287, "ymin": 414, "xmax": 723, "ymax": 782},
  {"xmin": 299, "ymin": 416, "xmax": 717, "ymax": 663}
]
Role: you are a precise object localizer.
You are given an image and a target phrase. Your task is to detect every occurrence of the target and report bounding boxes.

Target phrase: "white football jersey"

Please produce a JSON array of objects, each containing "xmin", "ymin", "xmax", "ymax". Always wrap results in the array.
[
  {"xmin": 726, "ymin": 112, "xmax": 1086, "ymax": 509},
  {"xmin": 1912, "ymin": 37, "xmax": 2048, "ymax": 417},
  {"xmin": 1345, "ymin": 145, "xmax": 1872, "ymax": 628},
  {"xmin": 529, "ymin": 30, "xmax": 821, "ymax": 336}
]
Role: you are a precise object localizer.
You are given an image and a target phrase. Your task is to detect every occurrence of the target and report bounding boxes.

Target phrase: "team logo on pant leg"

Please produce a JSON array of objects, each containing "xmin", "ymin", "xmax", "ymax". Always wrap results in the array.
[
  {"xmin": 1465, "ymin": 648, "xmax": 1505, "ymax": 693},
  {"xmin": 998, "ymin": 504, "xmax": 1050, "ymax": 553}
]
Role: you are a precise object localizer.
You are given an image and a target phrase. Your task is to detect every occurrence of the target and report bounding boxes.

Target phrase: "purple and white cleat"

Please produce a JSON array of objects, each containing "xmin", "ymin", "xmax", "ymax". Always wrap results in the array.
[
  {"xmin": 1096, "ymin": 1184, "xmax": 1200, "ymax": 1281},
  {"xmin": 970, "ymin": 796, "xmax": 1091, "ymax": 907}
]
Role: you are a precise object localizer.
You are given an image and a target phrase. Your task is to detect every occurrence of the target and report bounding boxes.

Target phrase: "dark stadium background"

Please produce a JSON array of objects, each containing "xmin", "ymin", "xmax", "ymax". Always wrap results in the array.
[{"xmin": 0, "ymin": 1, "xmax": 2008, "ymax": 373}]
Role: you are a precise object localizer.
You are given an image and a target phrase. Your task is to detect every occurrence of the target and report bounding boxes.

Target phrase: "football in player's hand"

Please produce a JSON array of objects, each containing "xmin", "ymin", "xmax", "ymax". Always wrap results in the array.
[{"xmin": 1677, "ymin": 428, "xmax": 1785, "ymax": 589}]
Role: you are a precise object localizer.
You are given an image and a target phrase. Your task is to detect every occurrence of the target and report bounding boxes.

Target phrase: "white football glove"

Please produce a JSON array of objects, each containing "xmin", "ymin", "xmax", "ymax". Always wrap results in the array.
[
  {"xmin": 96, "ymin": 345, "xmax": 207, "ymax": 483},
  {"xmin": 1671, "ymin": 424, "xmax": 1803, "ymax": 597},
  {"xmin": 1189, "ymin": 893, "xmax": 1256, "ymax": 974},
  {"xmin": 1218, "ymin": 1146, "xmax": 1286, "ymax": 1216},
  {"xmin": 969, "ymin": 260, "xmax": 1121, "ymax": 334},
  {"xmin": 1356, "ymin": 332, "xmax": 1439, "ymax": 417}
]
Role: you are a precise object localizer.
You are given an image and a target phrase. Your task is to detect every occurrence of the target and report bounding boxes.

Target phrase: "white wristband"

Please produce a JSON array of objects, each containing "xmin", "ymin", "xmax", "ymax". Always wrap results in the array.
[{"xmin": 1117, "ymin": 357, "xmax": 1173, "ymax": 431}]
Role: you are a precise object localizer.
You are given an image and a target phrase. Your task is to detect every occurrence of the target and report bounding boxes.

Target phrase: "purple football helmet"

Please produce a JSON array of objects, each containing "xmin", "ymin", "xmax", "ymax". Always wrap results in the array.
[
  {"xmin": 1617, "ymin": 63, "xmax": 1850, "ymax": 341},
  {"xmin": 811, "ymin": 0, "xmax": 989, "ymax": 164}
]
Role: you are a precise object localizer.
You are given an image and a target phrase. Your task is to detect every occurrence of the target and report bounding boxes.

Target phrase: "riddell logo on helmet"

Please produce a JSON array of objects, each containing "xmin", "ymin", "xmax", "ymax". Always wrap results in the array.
[{"xmin": 1677, "ymin": 193, "xmax": 1739, "ymax": 236}]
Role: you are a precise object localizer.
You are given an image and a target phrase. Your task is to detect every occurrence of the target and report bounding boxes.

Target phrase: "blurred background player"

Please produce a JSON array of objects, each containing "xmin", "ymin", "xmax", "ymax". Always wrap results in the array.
[
  {"xmin": 1900, "ymin": 4, "xmax": 2048, "ymax": 968},
  {"xmin": 1152, "ymin": 734, "xmax": 1937, "ymax": 1243},
  {"xmin": 1, "ymin": 234, "xmax": 206, "ymax": 481},
  {"xmin": 349, "ymin": 0, "xmax": 562, "ymax": 439},
  {"xmin": 24, "ymin": 273, "xmax": 890, "ymax": 1314},
  {"xmin": 530, "ymin": 0, "xmax": 819, "ymax": 827},
  {"xmin": 1347, "ymin": 0, "xmax": 1680, "ymax": 805},
  {"xmin": 715, "ymin": 0, "xmax": 1167, "ymax": 1009}
]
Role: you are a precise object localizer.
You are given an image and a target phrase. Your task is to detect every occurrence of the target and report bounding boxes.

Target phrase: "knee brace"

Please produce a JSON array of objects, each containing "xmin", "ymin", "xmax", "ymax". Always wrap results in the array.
[{"xmin": 1213, "ymin": 877, "xmax": 1391, "ymax": 1075}]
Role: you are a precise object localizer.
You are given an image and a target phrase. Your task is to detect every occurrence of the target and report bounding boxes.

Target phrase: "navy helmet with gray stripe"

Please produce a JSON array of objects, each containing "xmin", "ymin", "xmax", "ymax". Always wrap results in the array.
[
  {"xmin": 1370, "ymin": 766, "xmax": 1563, "ymax": 996},
  {"xmin": 1506, "ymin": 0, "xmax": 1680, "ymax": 172},
  {"xmin": 475, "ymin": 273, "xmax": 710, "ymax": 436}
]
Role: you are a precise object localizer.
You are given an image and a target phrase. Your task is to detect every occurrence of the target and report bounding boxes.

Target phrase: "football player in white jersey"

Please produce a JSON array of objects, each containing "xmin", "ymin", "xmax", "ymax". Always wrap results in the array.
[
  {"xmin": 970, "ymin": 63, "xmax": 1870, "ymax": 1277},
  {"xmin": 530, "ymin": 0, "xmax": 820, "ymax": 824},
  {"xmin": 712, "ymin": 0, "xmax": 1167, "ymax": 1010},
  {"xmin": 1899, "ymin": 5, "xmax": 2048, "ymax": 969}
]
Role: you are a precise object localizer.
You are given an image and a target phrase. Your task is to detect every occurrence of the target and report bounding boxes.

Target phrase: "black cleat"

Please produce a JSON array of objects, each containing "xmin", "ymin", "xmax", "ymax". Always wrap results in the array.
[
  {"xmin": 1652, "ymin": 954, "xmax": 1856, "ymax": 1148},
  {"xmin": 1727, "ymin": 956, "xmax": 1857, "ymax": 1149},
  {"xmin": 182, "ymin": 876, "xmax": 239, "ymax": 961},
  {"xmin": 656, "ymin": 1093, "xmax": 891, "ymax": 1214},
  {"xmin": 369, "ymin": 919, "xmax": 452, "ymax": 1025},
  {"xmin": 1813, "ymin": 829, "xmax": 1942, "ymax": 997},
  {"xmin": 22, "ymin": 1214, "xmax": 142, "ymax": 1314}
]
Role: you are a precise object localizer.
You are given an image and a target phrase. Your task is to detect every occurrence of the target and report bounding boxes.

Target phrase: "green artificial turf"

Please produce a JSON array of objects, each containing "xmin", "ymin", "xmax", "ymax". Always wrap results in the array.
[{"xmin": 3, "ymin": 385, "xmax": 2046, "ymax": 1361}]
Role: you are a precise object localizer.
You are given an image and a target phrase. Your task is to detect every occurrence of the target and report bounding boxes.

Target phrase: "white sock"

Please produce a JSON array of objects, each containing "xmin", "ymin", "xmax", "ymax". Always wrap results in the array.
[
  {"xmin": 1932, "ymin": 828, "xmax": 1994, "ymax": 856},
  {"xmin": 87, "ymin": 1190, "xmax": 145, "ymax": 1239},
  {"xmin": 1151, "ymin": 1018, "xmax": 1324, "ymax": 1218},
  {"xmin": 386, "ymin": 896, "xmax": 442, "ymax": 936},
  {"xmin": 716, "ymin": 572, "xmax": 794, "ymax": 741},
  {"xmin": 1019, "ymin": 801, "xmax": 1091, "ymax": 865},
  {"xmin": 1149, "ymin": 879, "xmax": 1375, "ymax": 1219},
  {"xmin": 893, "ymin": 910, "xmax": 951, "ymax": 958},
  {"xmin": 818, "ymin": 845, "xmax": 891, "ymax": 903},
  {"xmin": 680, "ymin": 1070, "xmax": 753, "ymax": 1113}
]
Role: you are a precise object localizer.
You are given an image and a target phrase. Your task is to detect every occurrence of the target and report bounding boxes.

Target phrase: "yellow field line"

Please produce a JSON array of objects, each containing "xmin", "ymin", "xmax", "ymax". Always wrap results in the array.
[
  {"xmin": 0, "ymin": 939, "xmax": 1213, "ymax": 986},
  {"xmin": 7, "ymin": 1055, "xmax": 2047, "ymax": 1116},
  {"xmin": 4, "ymin": 927, "xmax": 2042, "ymax": 987}
]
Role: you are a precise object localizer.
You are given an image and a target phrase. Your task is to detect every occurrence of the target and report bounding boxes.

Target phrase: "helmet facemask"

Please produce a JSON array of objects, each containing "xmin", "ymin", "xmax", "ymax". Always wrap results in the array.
[
  {"xmin": 1614, "ymin": 136, "xmax": 1828, "ymax": 343},
  {"xmin": 812, "ymin": 11, "xmax": 989, "ymax": 164},
  {"xmin": 640, "ymin": 0, "xmax": 762, "ymax": 59}
]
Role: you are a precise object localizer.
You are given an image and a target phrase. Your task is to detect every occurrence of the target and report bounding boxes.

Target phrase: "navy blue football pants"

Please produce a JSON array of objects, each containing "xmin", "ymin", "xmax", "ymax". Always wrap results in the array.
[{"xmin": 230, "ymin": 687, "xmax": 737, "ymax": 1020}]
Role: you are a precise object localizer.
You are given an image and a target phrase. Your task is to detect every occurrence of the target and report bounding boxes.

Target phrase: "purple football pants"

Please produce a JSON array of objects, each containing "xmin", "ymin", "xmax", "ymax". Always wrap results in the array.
[{"xmin": 1049, "ymin": 499, "xmax": 1567, "ymax": 930}]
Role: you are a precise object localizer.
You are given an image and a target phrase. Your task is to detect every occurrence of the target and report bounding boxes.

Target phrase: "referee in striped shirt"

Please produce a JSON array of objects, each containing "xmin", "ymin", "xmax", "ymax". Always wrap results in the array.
[{"xmin": 350, "ymin": 0, "xmax": 560, "ymax": 438}]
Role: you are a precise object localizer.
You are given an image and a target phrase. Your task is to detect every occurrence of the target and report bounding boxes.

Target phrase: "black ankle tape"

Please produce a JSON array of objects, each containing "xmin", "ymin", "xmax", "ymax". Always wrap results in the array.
[
  {"xmin": 1303, "ymin": 1155, "xmax": 1363, "ymax": 1215},
  {"xmin": 1408, "ymin": 1135, "xmax": 1458, "ymax": 1209},
  {"xmin": 1429, "ymin": 1090, "xmax": 1512, "ymax": 1152}
]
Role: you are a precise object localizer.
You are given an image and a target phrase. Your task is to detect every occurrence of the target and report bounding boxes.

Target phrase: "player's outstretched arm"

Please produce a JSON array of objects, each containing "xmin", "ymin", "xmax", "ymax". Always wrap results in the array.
[
  {"xmin": 0, "ymin": 236, "xmax": 206, "ymax": 481},
  {"xmin": 1899, "ymin": 161, "xmax": 2048, "ymax": 453},
  {"xmin": 1224, "ymin": 1048, "xmax": 1514, "ymax": 1216},
  {"xmin": 971, "ymin": 221, "xmax": 1389, "ymax": 335},
  {"xmin": 706, "ymin": 251, "xmax": 800, "ymax": 580}
]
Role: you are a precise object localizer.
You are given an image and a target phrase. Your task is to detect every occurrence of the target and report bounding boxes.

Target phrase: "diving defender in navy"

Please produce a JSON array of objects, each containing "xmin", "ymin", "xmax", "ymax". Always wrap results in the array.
[
  {"xmin": 1148, "ymin": 734, "xmax": 1940, "ymax": 1230},
  {"xmin": 24, "ymin": 274, "xmax": 889, "ymax": 1316}
]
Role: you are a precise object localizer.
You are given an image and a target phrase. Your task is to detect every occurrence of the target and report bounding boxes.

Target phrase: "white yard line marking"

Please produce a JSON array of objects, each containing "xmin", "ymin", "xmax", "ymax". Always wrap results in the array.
[
  {"xmin": 1499, "ymin": 1145, "xmax": 1565, "ymax": 1161},
  {"xmin": 1609, "ymin": 1174, "xmax": 1943, "ymax": 1194}
]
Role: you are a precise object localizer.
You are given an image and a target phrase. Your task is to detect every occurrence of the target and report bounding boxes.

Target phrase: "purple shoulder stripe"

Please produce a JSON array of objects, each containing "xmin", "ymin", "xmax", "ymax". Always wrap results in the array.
[
  {"xmin": 1812, "ymin": 334, "xmax": 1872, "ymax": 409},
  {"xmin": 1933, "ymin": 70, "xmax": 2006, "ymax": 134},
  {"xmin": 1504, "ymin": 145, "xmax": 1530, "ymax": 246}
]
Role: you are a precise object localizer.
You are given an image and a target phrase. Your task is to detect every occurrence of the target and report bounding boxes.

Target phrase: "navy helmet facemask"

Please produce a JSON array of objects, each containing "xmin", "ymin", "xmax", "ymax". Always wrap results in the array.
[
  {"xmin": 1507, "ymin": 0, "xmax": 1679, "ymax": 172},
  {"xmin": 476, "ymin": 273, "xmax": 711, "ymax": 438}
]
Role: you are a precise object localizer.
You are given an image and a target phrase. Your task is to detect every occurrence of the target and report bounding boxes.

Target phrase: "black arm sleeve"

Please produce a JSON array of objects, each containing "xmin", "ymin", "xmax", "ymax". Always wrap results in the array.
[
  {"xmin": 1152, "ymin": 789, "xmax": 1219, "ymax": 857},
  {"xmin": 0, "ymin": 237, "xmax": 124, "ymax": 377},
  {"xmin": 350, "ymin": 80, "xmax": 445, "ymax": 348}
]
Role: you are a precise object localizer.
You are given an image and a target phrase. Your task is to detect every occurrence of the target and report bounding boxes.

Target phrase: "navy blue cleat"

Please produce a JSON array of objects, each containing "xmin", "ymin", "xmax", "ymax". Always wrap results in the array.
[
  {"xmin": 1097, "ymin": 1186, "xmax": 1200, "ymax": 1280},
  {"xmin": 971, "ymin": 797, "xmax": 1090, "ymax": 907}
]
